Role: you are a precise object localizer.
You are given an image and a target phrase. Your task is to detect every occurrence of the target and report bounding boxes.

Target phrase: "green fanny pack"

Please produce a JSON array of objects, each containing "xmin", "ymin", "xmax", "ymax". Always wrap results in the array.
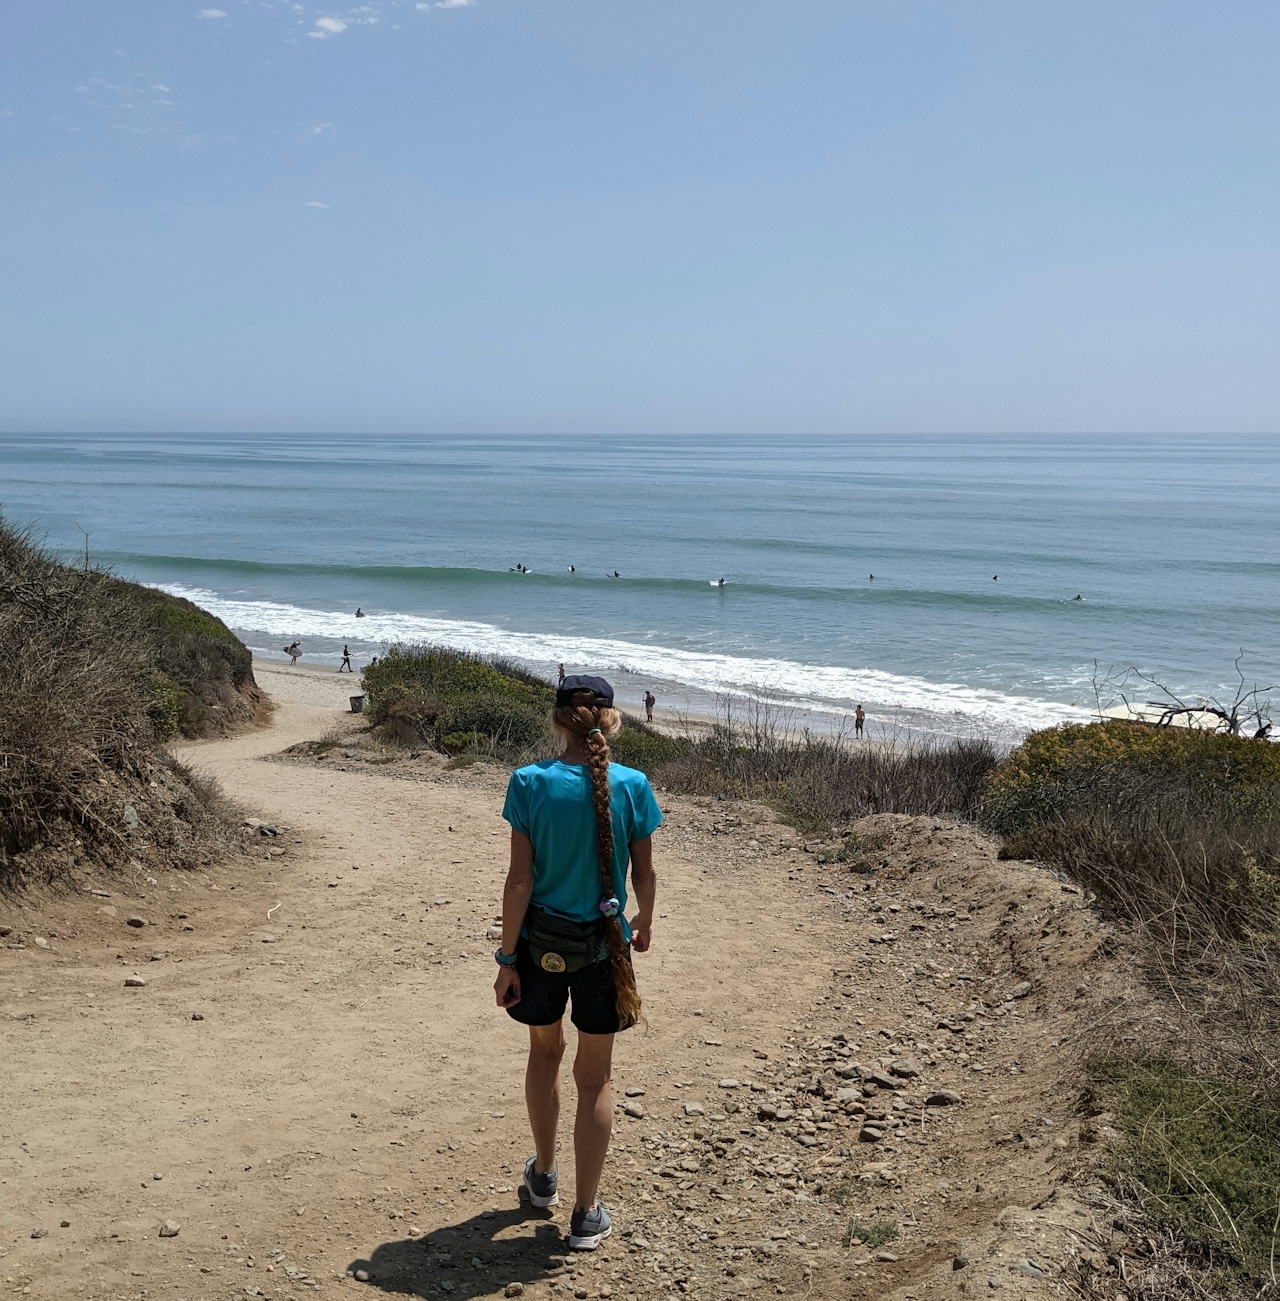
[{"xmin": 526, "ymin": 905, "xmax": 607, "ymax": 974}]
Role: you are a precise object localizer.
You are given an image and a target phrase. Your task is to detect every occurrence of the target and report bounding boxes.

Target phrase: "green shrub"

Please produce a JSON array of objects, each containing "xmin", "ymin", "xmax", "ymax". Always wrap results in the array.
[
  {"xmin": 983, "ymin": 722, "xmax": 1280, "ymax": 941},
  {"xmin": 364, "ymin": 646, "xmax": 553, "ymax": 716},
  {"xmin": 1091, "ymin": 1056, "xmax": 1280, "ymax": 1278},
  {"xmin": 362, "ymin": 645, "xmax": 554, "ymax": 760},
  {"xmin": 440, "ymin": 730, "xmax": 488, "ymax": 755},
  {"xmin": 150, "ymin": 600, "xmax": 239, "ymax": 644},
  {"xmin": 146, "ymin": 672, "xmax": 185, "ymax": 739},
  {"xmin": 986, "ymin": 722, "xmax": 1280, "ymax": 835},
  {"xmin": 609, "ymin": 717, "xmax": 692, "ymax": 775},
  {"xmin": 843, "ymin": 1219, "xmax": 898, "ymax": 1249}
]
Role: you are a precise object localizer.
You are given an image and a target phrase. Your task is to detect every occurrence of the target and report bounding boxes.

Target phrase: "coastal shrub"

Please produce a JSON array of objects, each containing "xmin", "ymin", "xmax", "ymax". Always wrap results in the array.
[
  {"xmin": 363, "ymin": 645, "xmax": 554, "ymax": 759},
  {"xmin": 150, "ymin": 599, "xmax": 239, "ymax": 645},
  {"xmin": 146, "ymin": 671, "xmax": 187, "ymax": 740},
  {"xmin": 983, "ymin": 723, "xmax": 1280, "ymax": 942},
  {"xmin": 0, "ymin": 518, "xmax": 243, "ymax": 884},
  {"xmin": 609, "ymin": 718, "xmax": 692, "ymax": 775},
  {"xmin": 1089, "ymin": 1056, "xmax": 1280, "ymax": 1280},
  {"xmin": 989, "ymin": 721, "xmax": 1280, "ymax": 1283},
  {"xmin": 440, "ymin": 731, "xmax": 490, "ymax": 755}
]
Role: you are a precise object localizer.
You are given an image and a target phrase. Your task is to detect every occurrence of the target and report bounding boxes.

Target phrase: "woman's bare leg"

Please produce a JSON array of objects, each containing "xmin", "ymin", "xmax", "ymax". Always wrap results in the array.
[
  {"xmin": 526, "ymin": 1022, "xmax": 566, "ymax": 1173},
  {"xmin": 571, "ymin": 1031, "xmax": 615, "ymax": 1209}
]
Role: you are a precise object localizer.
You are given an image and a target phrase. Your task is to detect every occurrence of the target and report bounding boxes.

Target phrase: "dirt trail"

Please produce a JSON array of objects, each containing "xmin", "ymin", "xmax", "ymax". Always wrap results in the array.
[{"xmin": 1, "ymin": 694, "xmax": 1132, "ymax": 1301}]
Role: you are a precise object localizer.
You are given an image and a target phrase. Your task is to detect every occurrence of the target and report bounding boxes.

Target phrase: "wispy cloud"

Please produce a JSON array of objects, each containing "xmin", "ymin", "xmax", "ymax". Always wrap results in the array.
[
  {"xmin": 305, "ymin": 200, "xmax": 331, "ymax": 208},
  {"xmin": 199, "ymin": 8, "xmax": 228, "ymax": 18},
  {"xmin": 309, "ymin": 15, "xmax": 348, "ymax": 36}
]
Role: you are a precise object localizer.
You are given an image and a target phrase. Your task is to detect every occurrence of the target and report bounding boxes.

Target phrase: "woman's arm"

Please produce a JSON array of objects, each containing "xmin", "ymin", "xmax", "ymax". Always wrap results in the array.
[
  {"xmin": 494, "ymin": 830, "xmax": 534, "ymax": 1007},
  {"xmin": 628, "ymin": 835, "xmax": 657, "ymax": 953}
]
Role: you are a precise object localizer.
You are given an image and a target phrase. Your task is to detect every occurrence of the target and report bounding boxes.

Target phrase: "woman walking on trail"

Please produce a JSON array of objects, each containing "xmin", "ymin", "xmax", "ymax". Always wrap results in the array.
[{"xmin": 493, "ymin": 674, "xmax": 661, "ymax": 1250}]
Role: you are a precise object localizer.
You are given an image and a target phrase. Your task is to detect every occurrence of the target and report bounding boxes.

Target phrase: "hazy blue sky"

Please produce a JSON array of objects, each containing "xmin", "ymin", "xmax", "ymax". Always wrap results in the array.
[{"xmin": 3, "ymin": 2, "xmax": 1279, "ymax": 433}]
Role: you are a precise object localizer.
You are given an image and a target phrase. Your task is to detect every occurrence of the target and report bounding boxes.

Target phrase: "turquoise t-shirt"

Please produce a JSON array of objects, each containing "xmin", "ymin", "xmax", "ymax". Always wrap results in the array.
[{"xmin": 502, "ymin": 759, "xmax": 663, "ymax": 940}]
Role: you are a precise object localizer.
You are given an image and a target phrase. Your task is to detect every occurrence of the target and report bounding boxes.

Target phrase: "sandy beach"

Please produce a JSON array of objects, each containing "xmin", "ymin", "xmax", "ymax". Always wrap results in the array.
[
  {"xmin": 250, "ymin": 657, "xmax": 912, "ymax": 748},
  {"xmin": 0, "ymin": 681, "xmax": 1134, "ymax": 1300}
]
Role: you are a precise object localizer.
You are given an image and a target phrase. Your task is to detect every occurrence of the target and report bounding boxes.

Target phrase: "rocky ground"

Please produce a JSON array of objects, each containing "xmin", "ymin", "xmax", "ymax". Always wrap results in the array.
[{"xmin": 0, "ymin": 697, "xmax": 1145, "ymax": 1301}]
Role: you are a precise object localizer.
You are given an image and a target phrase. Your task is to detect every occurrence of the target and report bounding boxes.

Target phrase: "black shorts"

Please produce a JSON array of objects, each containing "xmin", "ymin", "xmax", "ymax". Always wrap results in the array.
[{"xmin": 505, "ymin": 937, "xmax": 632, "ymax": 1036}]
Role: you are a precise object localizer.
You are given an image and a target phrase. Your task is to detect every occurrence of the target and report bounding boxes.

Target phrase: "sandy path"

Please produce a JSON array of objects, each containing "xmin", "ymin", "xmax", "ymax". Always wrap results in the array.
[
  {"xmin": 1, "ymin": 690, "xmax": 1132, "ymax": 1301},
  {"xmin": 0, "ymin": 697, "xmax": 834, "ymax": 1301}
]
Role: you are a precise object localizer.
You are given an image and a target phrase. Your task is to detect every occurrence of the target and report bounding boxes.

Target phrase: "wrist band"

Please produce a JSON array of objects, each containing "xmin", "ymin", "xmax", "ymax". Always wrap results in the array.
[{"xmin": 495, "ymin": 948, "xmax": 519, "ymax": 967}]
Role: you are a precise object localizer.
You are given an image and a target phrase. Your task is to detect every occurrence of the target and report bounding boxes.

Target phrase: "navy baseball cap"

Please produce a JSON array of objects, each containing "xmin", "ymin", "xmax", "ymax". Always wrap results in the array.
[{"xmin": 555, "ymin": 674, "xmax": 615, "ymax": 707}]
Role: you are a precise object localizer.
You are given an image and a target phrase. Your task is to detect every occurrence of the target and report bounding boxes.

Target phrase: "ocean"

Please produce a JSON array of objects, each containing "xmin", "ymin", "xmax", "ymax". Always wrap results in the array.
[{"xmin": 3, "ymin": 432, "xmax": 1277, "ymax": 740}]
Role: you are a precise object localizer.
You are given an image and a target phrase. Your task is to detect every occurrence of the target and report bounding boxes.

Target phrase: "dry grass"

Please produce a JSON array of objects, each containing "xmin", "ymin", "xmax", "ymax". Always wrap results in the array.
[{"xmin": 644, "ymin": 699, "xmax": 998, "ymax": 830}]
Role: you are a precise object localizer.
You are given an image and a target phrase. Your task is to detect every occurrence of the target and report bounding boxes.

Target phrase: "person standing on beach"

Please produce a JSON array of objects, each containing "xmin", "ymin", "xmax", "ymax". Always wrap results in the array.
[
  {"xmin": 339, "ymin": 645, "xmax": 354, "ymax": 673},
  {"xmin": 644, "ymin": 690, "xmax": 656, "ymax": 723},
  {"xmin": 493, "ymin": 675, "xmax": 660, "ymax": 1250},
  {"xmin": 855, "ymin": 704, "xmax": 865, "ymax": 737}
]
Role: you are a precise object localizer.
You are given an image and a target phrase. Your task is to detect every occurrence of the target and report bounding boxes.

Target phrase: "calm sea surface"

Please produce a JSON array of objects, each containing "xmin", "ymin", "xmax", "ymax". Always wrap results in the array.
[{"xmin": 3, "ymin": 432, "xmax": 1277, "ymax": 737}]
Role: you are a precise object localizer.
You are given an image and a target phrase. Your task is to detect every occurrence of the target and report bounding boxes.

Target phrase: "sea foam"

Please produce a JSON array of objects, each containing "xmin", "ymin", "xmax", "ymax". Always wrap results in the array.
[{"xmin": 162, "ymin": 584, "xmax": 1087, "ymax": 737}]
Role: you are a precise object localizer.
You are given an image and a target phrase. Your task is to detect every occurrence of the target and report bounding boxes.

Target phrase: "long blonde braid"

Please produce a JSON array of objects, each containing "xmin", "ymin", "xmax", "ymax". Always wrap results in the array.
[{"xmin": 552, "ymin": 699, "xmax": 643, "ymax": 1029}]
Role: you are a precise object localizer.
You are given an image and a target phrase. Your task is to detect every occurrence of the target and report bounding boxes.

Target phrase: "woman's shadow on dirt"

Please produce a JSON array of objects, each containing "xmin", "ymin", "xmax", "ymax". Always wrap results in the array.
[{"xmin": 347, "ymin": 1205, "xmax": 571, "ymax": 1298}]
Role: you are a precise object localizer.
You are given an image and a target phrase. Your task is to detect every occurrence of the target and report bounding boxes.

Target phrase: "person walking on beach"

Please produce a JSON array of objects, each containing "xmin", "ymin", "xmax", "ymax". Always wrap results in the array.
[
  {"xmin": 283, "ymin": 641, "xmax": 301, "ymax": 666},
  {"xmin": 493, "ymin": 674, "xmax": 661, "ymax": 1250},
  {"xmin": 855, "ymin": 704, "xmax": 865, "ymax": 738},
  {"xmin": 339, "ymin": 644, "xmax": 354, "ymax": 673},
  {"xmin": 644, "ymin": 690, "xmax": 656, "ymax": 723}
]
